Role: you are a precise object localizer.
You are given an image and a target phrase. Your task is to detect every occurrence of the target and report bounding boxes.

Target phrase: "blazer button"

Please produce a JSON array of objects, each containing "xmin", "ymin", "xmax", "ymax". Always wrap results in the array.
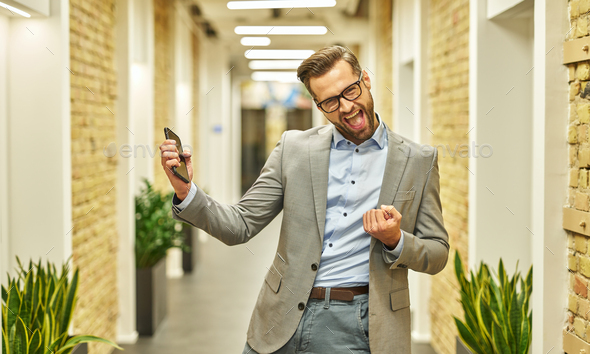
[
  {"xmin": 298, "ymin": 302, "xmax": 305, "ymax": 310},
  {"xmin": 311, "ymin": 263, "xmax": 318, "ymax": 271}
]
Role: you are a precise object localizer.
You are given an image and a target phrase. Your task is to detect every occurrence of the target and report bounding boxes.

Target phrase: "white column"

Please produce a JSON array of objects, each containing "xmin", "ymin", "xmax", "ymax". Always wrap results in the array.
[
  {"xmin": 231, "ymin": 78, "xmax": 243, "ymax": 202},
  {"xmin": 0, "ymin": 14, "xmax": 9, "ymax": 294},
  {"xmin": 114, "ymin": 0, "xmax": 138, "ymax": 344},
  {"xmin": 132, "ymin": 0, "xmax": 155, "ymax": 190},
  {"xmin": 201, "ymin": 41, "xmax": 232, "ymax": 203},
  {"xmin": 531, "ymin": 0, "xmax": 568, "ymax": 352},
  {"xmin": 166, "ymin": 3, "xmax": 196, "ymax": 279},
  {"xmin": 6, "ymin": 0, "xmax": 71, "ymax": 273},
  {"xmin": 393, "ymin": 0, "xmax": 432, "ymax": 342},
  {"xmin": 392, "ymin": 0, "xmax": 415, "ymax": 138}
]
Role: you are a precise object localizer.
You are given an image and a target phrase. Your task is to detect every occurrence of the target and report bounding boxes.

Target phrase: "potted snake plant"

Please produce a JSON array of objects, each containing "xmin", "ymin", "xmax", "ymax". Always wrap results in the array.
[
  {"xmin": 135, "ymin": 178, "xmax": 189, "ymax": 335},
  {"xmin": 453, "ymin": 251, "xmax": 532, "ymax": 354},
  {"xmin": 1, "ymin": 256, "xmax": 122, "ymax": 354}
]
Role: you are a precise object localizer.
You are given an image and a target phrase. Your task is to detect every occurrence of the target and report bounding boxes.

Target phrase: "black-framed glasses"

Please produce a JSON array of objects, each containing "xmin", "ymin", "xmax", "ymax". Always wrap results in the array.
[{"xmin": 316, "ymin": 71, "xmax": 363, "ymax": 113}]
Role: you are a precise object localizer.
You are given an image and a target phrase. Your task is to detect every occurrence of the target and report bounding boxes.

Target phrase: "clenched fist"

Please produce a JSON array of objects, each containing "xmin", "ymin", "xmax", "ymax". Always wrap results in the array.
[{"xmin": 362, "ymin": 205, "xmax": 402, "ymax": 249}]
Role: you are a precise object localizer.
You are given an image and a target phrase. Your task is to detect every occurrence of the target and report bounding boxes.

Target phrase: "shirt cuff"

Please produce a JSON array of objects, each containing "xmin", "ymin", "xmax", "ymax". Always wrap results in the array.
[
  {"xmin": 172, "ymin": 182, "xmax": 198, "ymax": 212},
  {"xmin": 382, "ymin": 230, "xmax": 405, "ymax": 259}
]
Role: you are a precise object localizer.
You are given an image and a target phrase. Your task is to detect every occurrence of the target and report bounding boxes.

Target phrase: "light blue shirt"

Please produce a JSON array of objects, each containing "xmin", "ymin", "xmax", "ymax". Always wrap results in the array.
[
  {"xmin": 173, "ymin": 113, "xmax": 404, "ymax": 287},
  {"xmin": 312, "ymin": 113, "xmax": 403, "ymax": 287}
]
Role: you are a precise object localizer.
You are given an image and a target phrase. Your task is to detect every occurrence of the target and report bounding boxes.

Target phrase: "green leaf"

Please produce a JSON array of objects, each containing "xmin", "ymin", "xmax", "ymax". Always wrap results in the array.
[
  {"xmin": 492, "ymin": 321, "xmax": 511, "ymax": 354},
  {"xmin": 509, "ymin": 288, "xmax": 523, "ymax": 353},
  {"xmin": 55, "ymin": 335, "xmax": 123, "ymax": 354},
  {"xmin": 7, "ymin": 283, "xmax": 21, "ymax": 332},
  {"xmin": 454, "ymin": 317, "xmax": 485, "ymax": 354},
  {"xmin": 519, "ymin": 315, "xmax": 530, "ymax": 354},
  {"xmin": 45, "ymin": 333, "xmax": 65, "ymax": 354},
  {"xmin": 29, "ymin": 329, "xmax": 41, "ymax": 354},
  {"xmin": 9, "ymin": 321, "xmax": 16, "ymax": 354},
  {"xmin": 59, "ymin": 270, "xmax": 78, "ymax": 335},
  {"xmin": 15, "ymin": 316, "xmax": 29, "ymax": 354},
  {"xmin": 2, "ymin": 327, "xmax": 9, "ymax": 354},
  {"xmin": 475, "ymin": 289, "xmax": 493, "ymax": 351}
]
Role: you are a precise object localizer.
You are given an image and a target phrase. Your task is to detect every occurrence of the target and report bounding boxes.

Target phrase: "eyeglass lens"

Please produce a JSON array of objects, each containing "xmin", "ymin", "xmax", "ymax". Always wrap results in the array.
[{"xmin": 321, "ymin": 83, "xmax": 362, "ymax": 113}]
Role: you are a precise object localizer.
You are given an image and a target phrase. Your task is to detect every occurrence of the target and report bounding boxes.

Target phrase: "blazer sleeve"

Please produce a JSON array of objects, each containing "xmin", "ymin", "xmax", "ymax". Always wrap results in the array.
[
  {"xmin": 170, "ymin": 132, "xmax": 286, "ymax": 246},
  {"xmin": 385, "ymin": 148, "xmax": 450, "ymax": 275}
]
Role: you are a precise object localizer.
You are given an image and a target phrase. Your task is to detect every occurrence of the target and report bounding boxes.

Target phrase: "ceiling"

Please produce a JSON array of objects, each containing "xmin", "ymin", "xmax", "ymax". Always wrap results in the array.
[{"xmin": 190, "ymin": 0, "xmax": 370, "ymax": 77}]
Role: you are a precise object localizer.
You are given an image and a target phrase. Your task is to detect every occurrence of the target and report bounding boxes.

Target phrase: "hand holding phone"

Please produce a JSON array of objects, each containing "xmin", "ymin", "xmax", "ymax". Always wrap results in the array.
[{"xmin": 161, "ymin": 127, "xmax": 193, "ymax": 199}]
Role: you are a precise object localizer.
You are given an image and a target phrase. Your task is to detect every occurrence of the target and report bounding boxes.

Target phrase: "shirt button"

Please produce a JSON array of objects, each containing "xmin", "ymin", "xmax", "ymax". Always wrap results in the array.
[
  {"xmin": 311, "ymin": 263, "xmax": 318, "ymax": 271},
  {"xmin": 343, "ymin": 212, "xmax": 347, "ymax": 217},
  {"xmin": 351, "ymin": 180, "xmax": 355, "ymax": 184},
  {"xmin": 355, "ymin": 148, "xmax": 359, "ymax": 153},
  {"xmin": 298, "ymin": 302, "xmax": 305, "ymax": 310},
  {"xmin": 347, "ymin": 141, "xmax": 351, "ymax": 145},
  {"xmin": 329, "ymin": 243, "xmax": 333, "ymax": 247}
]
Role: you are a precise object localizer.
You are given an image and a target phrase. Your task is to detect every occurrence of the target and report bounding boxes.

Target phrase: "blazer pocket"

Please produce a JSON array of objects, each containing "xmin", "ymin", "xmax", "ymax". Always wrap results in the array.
[
  {"xmin": 394, "ymin": 190, "xmax": 416, "ymax": 202},
  {"xmin": 390, "ymin": 287, "xmax": 410, "ymax": 311},
  {"xmin": 264, "ymin": 266, "xmax": 282, "ymax": 293}
]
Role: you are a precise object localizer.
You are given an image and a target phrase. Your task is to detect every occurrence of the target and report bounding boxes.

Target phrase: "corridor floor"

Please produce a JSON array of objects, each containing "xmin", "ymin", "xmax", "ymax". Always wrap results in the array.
[{"xmin": 120, "ymin": 213, "xmax": 437, "ymax": 354}]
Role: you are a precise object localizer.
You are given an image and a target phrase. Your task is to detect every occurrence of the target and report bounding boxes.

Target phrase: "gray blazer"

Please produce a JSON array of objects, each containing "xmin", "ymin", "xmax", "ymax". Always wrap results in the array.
[{"xmin": 172, "ymin": 122, "xmax": 450, "ymax": 354}]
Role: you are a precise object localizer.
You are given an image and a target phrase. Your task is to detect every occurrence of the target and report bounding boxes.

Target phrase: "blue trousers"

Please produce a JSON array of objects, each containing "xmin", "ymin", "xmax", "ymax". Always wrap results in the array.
[{"xmin": 242, "ymin": 291, "xmax": 370, "ymax": 353}]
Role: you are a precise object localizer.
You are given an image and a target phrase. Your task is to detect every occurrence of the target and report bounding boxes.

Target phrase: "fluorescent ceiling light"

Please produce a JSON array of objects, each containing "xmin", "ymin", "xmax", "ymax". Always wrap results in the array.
[
  {"xmin": 245, "ymin": 49, "xmax": 315, "ymax": 59},
  {"xmin": 251, "ymin": 71, "xmax": 299, "ymax": 83},
  {"xmin": 235, "ymin": 26, "xmax": 327, "ymax": 35},
  {"xmin": 240, "ymin": 37, "xmax": 271, "ymax": 46},
  {"xmin": 0, "ymin": 2, "xmax": 31, "ymax": 17},
  {"xmin": 228, "ymin": 0, "xmax": 336, "ymax": 10},
  {"xmin": 249, "ymin": 60, "xmax": 303, "ymax": 70}
]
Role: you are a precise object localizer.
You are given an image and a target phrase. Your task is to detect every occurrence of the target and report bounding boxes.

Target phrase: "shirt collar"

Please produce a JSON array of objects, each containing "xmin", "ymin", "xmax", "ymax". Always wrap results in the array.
[{"xmin": 332, "ymin": 112, "xmax": 386, "ymax": 149}]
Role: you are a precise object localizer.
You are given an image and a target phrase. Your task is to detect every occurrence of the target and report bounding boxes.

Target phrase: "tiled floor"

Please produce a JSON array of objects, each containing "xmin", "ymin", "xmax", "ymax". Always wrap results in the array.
[{"xmin": 120, "ymin": 214, "xmax": 438, "ymax": 354}]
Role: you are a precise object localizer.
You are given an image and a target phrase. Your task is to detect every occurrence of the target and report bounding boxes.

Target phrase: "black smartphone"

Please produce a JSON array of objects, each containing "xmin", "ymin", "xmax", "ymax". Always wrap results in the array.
[{"xmin": 164, "ymin": 127, "xmax": 191, "ymax": 183}]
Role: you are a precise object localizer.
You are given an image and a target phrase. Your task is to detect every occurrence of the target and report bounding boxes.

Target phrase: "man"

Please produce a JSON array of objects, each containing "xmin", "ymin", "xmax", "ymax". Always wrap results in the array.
[{"xmin": 160, "ymin": 46, "xmax": 449, "ymax": 354}]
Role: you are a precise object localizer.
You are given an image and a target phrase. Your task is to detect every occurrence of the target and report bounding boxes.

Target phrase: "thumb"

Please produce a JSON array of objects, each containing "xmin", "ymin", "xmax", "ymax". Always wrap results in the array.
[
  {"xmin": 182, "ymin": 148, "xmax": 193, "ymax": 180},
  {"xmin": 381, "ymin": 205, "xmax": 394, "ymax": 220},
  {"xmin": 182, "ymin": 148, "xmax": 192, "ymax": 161}
]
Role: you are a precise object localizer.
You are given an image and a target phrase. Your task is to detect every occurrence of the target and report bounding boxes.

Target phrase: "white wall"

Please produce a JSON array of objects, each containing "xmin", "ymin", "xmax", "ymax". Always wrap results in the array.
[
  {"xmin": 468, "ymin": 0, "xmax": 533, "ymax": 273},
  {"xmin": 0, "ymin": 14, "xmax": 9, "ymax": 306},
  {"xmin": 199, "ymin": 39, "xmax": 233, "ymax": 203},
  {"xmin": 6, "ymin": 0, "xmax": 71, "ymax": 273},
  {"xmin": 531, "ymin": 0, "xmax": 569, "ymax": 352},
  {"xmin": 488, "ymin": 0, "xmax": 533, "ymax": 20}
]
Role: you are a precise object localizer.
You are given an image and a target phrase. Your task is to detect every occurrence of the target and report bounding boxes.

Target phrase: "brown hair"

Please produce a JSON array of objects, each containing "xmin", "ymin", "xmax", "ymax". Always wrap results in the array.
[{"xmin": 297, "ymin": 45, "xmax": 362, "ymax": 101}]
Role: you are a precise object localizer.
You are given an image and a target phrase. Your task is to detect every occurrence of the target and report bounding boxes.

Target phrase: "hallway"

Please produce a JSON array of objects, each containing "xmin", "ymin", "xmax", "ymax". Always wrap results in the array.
[
  {"xmin": 121, "ymin": 213, "xmax": 282, "ymax": 353},
  {"xmin": 120, "ymin": 213, "xmax": 437, "ymax": 354}
]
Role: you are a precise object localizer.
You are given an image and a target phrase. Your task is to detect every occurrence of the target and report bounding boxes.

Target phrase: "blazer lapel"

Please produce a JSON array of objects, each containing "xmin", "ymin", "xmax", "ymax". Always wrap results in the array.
[
  {"xmin": 309, "ymin": 125, "xmax": 333, "ymax": 242},
  {"xmin": 370, "ymin": 124, "xmax": 410, "ymax": 253}
]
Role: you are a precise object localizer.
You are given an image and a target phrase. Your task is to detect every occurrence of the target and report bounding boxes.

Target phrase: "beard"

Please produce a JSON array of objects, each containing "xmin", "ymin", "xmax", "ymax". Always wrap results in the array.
[{"xmin": 333, "ymin": 91, "xmax": 377, "ymax": 144}]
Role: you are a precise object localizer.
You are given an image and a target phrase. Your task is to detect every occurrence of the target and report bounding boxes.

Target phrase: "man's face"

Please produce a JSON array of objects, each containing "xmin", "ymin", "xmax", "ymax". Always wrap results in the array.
[{"xmin": 310, "ymin": 60, "xmax": 377, "ymax": 145}]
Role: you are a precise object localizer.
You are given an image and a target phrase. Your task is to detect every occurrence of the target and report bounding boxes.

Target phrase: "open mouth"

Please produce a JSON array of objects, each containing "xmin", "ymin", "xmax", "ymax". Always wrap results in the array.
[{"xmin": 343, "ymin": 109, "xmax": 365, "ymax": 130}]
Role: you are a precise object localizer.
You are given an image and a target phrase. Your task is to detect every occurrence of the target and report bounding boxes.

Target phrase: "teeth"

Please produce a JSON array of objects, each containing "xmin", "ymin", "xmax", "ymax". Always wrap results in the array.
[
  {"xmin": 345, "ymin": 110, "xmax": 362, "ymax": 126},
  {"xmin": 345, "ymin": 110, "xmax": 360, "ymax": 119}
]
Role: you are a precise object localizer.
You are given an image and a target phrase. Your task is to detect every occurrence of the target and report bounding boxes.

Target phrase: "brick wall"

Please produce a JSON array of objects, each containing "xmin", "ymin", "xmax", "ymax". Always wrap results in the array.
[
  {"xmin": 70, "ymin": 0, "xmax": 119, "ymax": 353},
  {"xmin": 375, "ymin": 0, "xmax": 393, "ymax": 127},
  {"xmin": 566, "ymin": 0, "xmax": 590, "ymax": 339},
  {"xmin": 427, "ymin": 1, "xmax": 470, "ymax": 353},
  {"xmin": 154, "ymin": 0, "xmax": 173, "ymax": 192}
]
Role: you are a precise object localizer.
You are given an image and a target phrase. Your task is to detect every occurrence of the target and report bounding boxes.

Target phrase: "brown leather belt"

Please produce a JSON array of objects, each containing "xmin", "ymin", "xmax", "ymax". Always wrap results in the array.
[{"xmin": 309, "ymin": 285, "xmax": 369, "ymax": 301}]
